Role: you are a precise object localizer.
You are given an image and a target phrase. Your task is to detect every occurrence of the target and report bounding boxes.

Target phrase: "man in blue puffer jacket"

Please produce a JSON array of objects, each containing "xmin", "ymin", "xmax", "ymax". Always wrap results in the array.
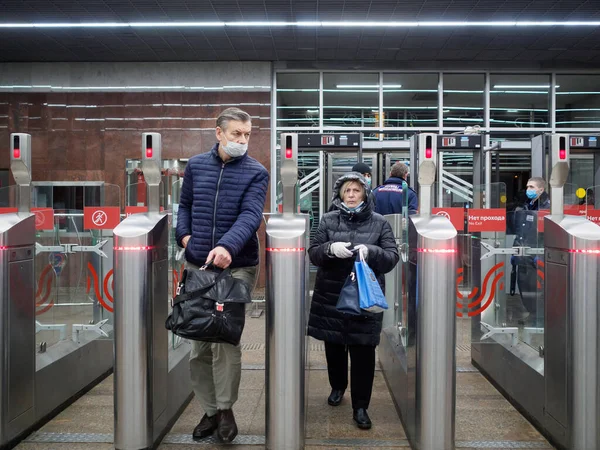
[{"xmin": 176, "ymin": 107, "xmax": 268, "ymax": 443}]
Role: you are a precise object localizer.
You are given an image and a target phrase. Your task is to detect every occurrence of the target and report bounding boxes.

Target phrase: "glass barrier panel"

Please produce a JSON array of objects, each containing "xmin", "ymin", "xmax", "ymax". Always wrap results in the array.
[
  {"xmin": 33, "ymin": 183, "xmax": 120, "ymax": 355},
  {"xmin": 586, "ymin": 185, "xmax": 600, "ymax": 225},
  {"xmin": 468, "ymin": 182, "xmax": 544, "ymax": 366}
]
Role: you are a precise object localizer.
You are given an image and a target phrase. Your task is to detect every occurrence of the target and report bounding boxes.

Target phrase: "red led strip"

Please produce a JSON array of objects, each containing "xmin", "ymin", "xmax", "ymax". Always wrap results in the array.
[
  {"xmin": 568, "ymin": 249, "xmax": 600, "ymax": 254},
  {"xmin": 0, "ymin": 246, "xmax": 8, "ymax": 251},
  {"xmin": 417, "ymin": 248, "xmax": 457, "ymax": 254},
  {"xmin": 114, "ymin": 246, "xmax": 154, "ymax": 251},
  {"xmin": 266, "ymin": 247, "xmax": 305, "ymax": 252}
]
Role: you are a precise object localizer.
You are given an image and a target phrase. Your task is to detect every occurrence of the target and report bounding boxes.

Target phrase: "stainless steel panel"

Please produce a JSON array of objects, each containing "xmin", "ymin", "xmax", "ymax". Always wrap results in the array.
[
  {"xmin": 414, "ymin": 216, "xmax": 458, "ymax": 450},
  {"xmin": 113, "ymin": 213, "xmax": 168, "ymax": 450},
  {"xmin": 8, "ymin": 259, "xmax": 34, "ymax": 423},
  {"xmin": 384, "ymin": 214, "xmax": 403, "ymax": 332},
  {"xmin": 265, "ymin": 214, "xmax": 307, "ymax": 450},
  {"xmin": 152, "ymin": 259, "xmax": 168, "ymax": 434},
  {"xmin": 0, "ymin": 215, "xmax": 35, "ymax": 446},
  {"xmin": 544, "ymin": 215, "xmax": 600, "ymax": 449},
  {"xmin": 544, "ymin": 259, "xmax": 567, "ymax": 428},
  {"xmin": 35, "ymin": 339, "xmax": 113, "ymax": 421}
]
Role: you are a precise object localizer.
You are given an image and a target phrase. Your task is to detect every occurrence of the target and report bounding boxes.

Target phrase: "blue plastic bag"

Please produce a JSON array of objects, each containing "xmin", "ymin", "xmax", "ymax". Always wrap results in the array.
[
  {"xmin": 336, "ymin": 259, "xmax": 361, "ymax": 315},
  {"xmin": 355, "ymin": 253, "xmax": 388, "ymax": 313}
]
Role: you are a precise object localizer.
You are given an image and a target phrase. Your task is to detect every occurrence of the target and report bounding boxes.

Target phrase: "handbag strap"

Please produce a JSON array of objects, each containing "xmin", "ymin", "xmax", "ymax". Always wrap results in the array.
[{"xmin": 171, "ymin": 264, "xmax": 232, "ymax": 307}]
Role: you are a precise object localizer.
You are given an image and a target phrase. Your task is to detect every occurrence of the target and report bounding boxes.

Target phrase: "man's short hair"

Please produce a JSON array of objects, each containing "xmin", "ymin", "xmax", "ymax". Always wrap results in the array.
[
  {"xmin": 216, "ymin": 107, "xmax": 252, "ymax": 131},
  {"xmin": 528, "ymin": 177, "xmax": 546, "ymax": 190},
  {"xmin": 391, "ymin": 162, "xmax": 409, "ymax": 179}
]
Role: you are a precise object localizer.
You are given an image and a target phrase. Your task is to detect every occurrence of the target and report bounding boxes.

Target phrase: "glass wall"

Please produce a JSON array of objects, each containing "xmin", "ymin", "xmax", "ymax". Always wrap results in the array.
[
  {"xmin": 276, "ymin": 71, "xmax": 600, "ymax": 137},
  {"xmin": 323, "ymin": 72, "xmax": 379, "ymax": 129},
  {"xmin": 556, "ymin": 74, "xmax": 600, "ymax": 128},
  {"xmin": 490, "ymin": 74, "xmax": 550, "ymax": 128},
  {"xmin": 443, "ymin": 74, "xmax": 485, "ymax": 128},
  {"xmin": 383, "ymin": 73, "xmax": 438, "ymax": 129},
  {"xmin": 276, "ymin": 72, "xmax": 320, "ymax": 128}
]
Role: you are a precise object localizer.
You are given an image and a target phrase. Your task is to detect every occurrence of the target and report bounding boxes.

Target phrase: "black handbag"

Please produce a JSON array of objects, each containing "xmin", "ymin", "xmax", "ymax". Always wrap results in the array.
[{"xmin": 165, "ymin": 263, "xmax": 252, "ymax": 346}]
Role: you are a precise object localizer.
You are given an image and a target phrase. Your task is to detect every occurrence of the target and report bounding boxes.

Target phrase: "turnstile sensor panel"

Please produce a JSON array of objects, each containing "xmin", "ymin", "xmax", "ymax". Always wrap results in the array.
[{"xmin": 298, "ymin": 133, "xmax": 360, "ymax": 148}]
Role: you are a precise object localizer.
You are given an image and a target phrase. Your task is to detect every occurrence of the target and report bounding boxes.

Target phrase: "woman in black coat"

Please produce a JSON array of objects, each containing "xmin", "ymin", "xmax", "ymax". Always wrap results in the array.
[{"xmin": 308, "ymin": 172, "xmax": 399, "ymax": 429}]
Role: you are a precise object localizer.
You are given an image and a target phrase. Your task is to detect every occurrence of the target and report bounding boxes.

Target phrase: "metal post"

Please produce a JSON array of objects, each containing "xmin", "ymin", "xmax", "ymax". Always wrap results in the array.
[
  {"xmin": 265, "ymin": 133, "xmax": 308, "ymax": 450},
  {"xmin": 114, "ymin": 134, "xmax": 169, "ymax": 450},
  {"xmin": 410, "ymin": 133, "xmax": 457, "ymax": 450},
  {"xmin": 548, "ymin": 134, "xmax": 569, "ymax": 219},
  {"xmin": 543, "ymin": 133, "xmax": 600, "ymax": 449},
  {"xmin": 417, "ymin": 133, "xmax": 437, "ymax": 216},
  {"xmin": 9, "ymin": 134, "xmax": 32, "ymax": 213},
  {"xmin": 0, "ymin": 134, "xmax": 35, "ymax": 446},
  {"xmin": 142, "ymin": 133, "xmax": 162, "ymax": 213}
]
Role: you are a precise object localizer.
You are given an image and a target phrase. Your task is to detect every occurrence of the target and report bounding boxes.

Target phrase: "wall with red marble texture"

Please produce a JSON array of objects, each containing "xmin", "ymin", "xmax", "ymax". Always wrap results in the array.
[{"xmin": 0, "ymin": 91, "xmax": 272, "ymax": 287}]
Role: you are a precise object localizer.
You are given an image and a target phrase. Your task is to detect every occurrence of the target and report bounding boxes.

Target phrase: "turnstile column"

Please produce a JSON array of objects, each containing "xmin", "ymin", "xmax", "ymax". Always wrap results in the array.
[
  {"xmin": 265, "ymin": 215, "xmax": 308, "ymax": 450},
  {"xmin": 412, "ymin": 216, "xmax": 458, "ymax": 449}
]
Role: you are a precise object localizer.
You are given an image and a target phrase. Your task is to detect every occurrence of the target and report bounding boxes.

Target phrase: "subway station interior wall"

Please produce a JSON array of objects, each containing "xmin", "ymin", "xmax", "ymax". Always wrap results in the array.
[{"xmin": 0, "ymin": 68, "xmax": 272, "ymax": 286}]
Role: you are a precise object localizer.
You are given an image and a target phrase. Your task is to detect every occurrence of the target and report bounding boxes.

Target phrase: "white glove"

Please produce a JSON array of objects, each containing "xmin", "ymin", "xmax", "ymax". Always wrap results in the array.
[
  {"xmin": 354, "ymin": 244, "xmax": 369, "ymax": 260},
  {"xmin": 329, "ymin": 242, "xmax": 353, "ymax": 258}
]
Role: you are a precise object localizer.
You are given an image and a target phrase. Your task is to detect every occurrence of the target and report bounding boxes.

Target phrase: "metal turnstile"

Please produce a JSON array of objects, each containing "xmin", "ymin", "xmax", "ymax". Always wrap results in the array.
[
  {"xmin": 472, "ymin": 133, "xmax": 600, "ymax": 449},
  {"xmin": 0, "ymin": 134, "xmax": 36, "ymax": 445},
  {"xmin": 1, "ymin": 134, "xmax": 114, "ymax": 448},
  {"xmin": 113, "ymin": 133, "xmax": 192, "ymax": 450},
  {"xmin": 265, "ymin": 133, "xmax": 310, "ymax": 450},
  {"xmin": 380, "ymin": 133, "xmax": 458, "ymax": 450}
]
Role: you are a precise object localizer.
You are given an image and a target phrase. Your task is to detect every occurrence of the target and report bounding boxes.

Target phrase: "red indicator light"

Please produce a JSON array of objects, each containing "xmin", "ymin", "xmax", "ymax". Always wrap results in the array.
[
  {"xmin": 559, "ymin": 149, "xmax": 566, "ymax": 160},
  {"xmin": 266, "ymin": 247, "xmax": 305, "ymax": 252},
  {"xmin": 146, "ymin": 148, "xmax": 153, "ymax": 158},
  {"xmin": 425, "ymin": 148, "xmax": 432, "ymax": 159},
  {"xmin": 0, "ymin": 246, "xmax": 8, "ymax": 251},
  {"xmin": 568, "ymin": 249, "xmax": 600, "ymax": 254},
  {"xmin": 417, "ymin": 248, "xmax": 457, "ymax": 254},
  {"xmin": 285, "ymin": 148, "xmax": 293, "ymax": 159},
  {"xmin": 114, "ymin": 246, "xmax": 154, "ymax": 251},
  {"xmin": 13, "ymin": 149, "xmax": 20, "ymax": 159}
]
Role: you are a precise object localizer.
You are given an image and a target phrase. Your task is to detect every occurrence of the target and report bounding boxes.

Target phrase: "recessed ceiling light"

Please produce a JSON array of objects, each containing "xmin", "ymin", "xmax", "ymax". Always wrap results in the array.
[
  {"xmin": 1, "ymin": 21, "xmax": 598, "ymax": 29},
  {"xmin": 493, "ymin": 85, "xmax": 559, "ymax": 89},
  {"xmin": 336, "ymin": 84, "xmax": 402, "ymax": 88}
]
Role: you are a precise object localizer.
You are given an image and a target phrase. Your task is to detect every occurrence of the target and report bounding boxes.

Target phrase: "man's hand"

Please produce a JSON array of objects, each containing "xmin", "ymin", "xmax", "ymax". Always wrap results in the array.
[
  {"xmin": 206, "ymin": 246, "xmax": 232, "ymax": 269},
  {"xmin": 182, "ymin": 235, "xmax": 191, "ymax": 248}
]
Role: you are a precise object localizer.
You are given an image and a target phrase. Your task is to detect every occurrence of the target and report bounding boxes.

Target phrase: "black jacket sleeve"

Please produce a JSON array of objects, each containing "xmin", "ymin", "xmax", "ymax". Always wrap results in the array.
[
  {"xmin": 308, "ymin": 217, "xmax": 335, "ymax": 268},
  {"xmin": 365, "ymin": 220, "xmax": 399, "ymax": 274}
]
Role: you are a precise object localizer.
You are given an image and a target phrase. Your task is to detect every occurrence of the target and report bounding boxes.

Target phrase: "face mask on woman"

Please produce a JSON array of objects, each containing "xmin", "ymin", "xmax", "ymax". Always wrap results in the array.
[{"xmin": 341, "ymin": 201, "xmax": 365, "ymax": 212}]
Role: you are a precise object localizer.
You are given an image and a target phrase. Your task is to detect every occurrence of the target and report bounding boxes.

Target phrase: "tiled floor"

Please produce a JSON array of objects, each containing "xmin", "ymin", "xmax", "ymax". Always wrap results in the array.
[{"xmin": 17, "ymin": 315, "xmax": 553, "ymax": 449}]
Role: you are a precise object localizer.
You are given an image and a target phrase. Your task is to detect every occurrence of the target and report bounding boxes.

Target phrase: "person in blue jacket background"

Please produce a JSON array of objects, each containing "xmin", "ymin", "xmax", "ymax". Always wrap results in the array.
[
  {"xmin": 176, "ymin": 107, "xmax": 269, "ymax": 443},
  {"xmin": 372, "ymin": 162, "xmax": 418, "ymax": 215},
  {"xmin": 510, "ymin": 176, "xmax": 550, "ymax": 325}
]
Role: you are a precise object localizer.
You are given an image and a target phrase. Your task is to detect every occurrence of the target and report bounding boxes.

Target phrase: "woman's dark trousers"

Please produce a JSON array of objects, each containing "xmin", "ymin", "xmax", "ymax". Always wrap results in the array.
[{"xmin": 324, "ymin": 342, "xmax": 376, "ymax": 410}]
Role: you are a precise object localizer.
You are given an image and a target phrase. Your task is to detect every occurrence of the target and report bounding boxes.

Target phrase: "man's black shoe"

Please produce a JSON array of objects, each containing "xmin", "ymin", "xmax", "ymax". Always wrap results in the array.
[
  {"xmin": 216, "ymin": 409, "xmax": 238, "ymax": 443},
  {"xmin": 192, "ymin": 413, "xmax": 218, "ymax": 440},
  {"xmin": 327, "ymin": 389, "xmax": 345, "ymax": 406},
  {"xmin": 353, "ymin": 408, "xmax": 372, "ymax": 429}
]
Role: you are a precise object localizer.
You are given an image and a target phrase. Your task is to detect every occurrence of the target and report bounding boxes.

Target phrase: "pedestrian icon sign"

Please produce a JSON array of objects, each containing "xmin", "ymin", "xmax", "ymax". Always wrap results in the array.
[
  {"xmin": 84, "ymin": 207, "xmax": 120, "ymax": 230},
  {"xmin": 92, "ymin": 210, "xmax": 108, "ymax": 227}
]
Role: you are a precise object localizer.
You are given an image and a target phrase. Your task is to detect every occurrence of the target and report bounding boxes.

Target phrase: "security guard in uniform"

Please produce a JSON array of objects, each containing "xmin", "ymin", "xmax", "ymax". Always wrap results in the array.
[{"xmin": 511, "ymin": 177, "xmax": 550, "ymax": 325}]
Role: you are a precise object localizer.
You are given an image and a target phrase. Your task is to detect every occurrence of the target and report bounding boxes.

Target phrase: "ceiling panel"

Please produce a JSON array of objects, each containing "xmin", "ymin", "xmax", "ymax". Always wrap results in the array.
[{"xmin": 0, "ymin": 0, "xmax": 598, "ymax": 66}]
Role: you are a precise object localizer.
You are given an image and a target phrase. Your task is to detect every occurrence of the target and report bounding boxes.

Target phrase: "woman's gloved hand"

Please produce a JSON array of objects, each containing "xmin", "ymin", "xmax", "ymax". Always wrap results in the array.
[
  {"xmin": 354, "ymin": 244, "xmax": 368, "ymax": 260},
  {"xmin": 329, "ymin": 242, "xmax": 353, "ymax": 258}
]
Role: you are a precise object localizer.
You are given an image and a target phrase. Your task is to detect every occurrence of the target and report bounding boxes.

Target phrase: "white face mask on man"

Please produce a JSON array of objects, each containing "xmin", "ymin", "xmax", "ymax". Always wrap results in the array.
[{"xmin": 222, "ymin": 139, "xmax": 248, "ymax": 158}]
